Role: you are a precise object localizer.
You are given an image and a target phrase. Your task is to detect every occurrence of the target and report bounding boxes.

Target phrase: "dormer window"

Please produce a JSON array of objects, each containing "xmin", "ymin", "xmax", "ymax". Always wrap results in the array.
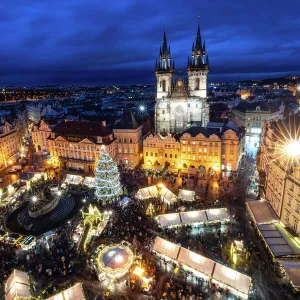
[{"xmin": 256, "ymin": 106, "xmax": 260, "ymax": 111}]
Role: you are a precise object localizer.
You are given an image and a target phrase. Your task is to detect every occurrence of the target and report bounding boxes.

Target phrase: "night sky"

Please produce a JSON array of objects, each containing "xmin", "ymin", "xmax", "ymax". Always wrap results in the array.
[{"xmin": 1, "ymin": 0, "xmax": 300, "ymax": 86}]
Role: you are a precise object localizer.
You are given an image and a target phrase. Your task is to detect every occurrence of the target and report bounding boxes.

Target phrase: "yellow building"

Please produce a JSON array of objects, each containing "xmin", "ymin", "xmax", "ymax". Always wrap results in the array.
[
  {"xmin": 143, "ymin": 123, "xmax": 241, "ymax": 172},
  {"xmin": 258, "ymin": 115, "xmax": 300, "ymax": 234},
  {"xmin": 0, "ymin": 121, "xmax": 22, "ymax": 168}
]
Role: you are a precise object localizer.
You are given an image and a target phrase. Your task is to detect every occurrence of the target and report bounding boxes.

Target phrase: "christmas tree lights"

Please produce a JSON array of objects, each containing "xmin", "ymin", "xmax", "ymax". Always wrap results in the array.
[{"xmin": 95, "ymin": 150, "xmax": 122, "ymax": 204}]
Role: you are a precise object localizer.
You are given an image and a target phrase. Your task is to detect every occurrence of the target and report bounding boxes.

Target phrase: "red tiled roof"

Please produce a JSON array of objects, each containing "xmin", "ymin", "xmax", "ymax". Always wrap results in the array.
[{"xmin": 54, "ymin": 120, "xmax": 113, "ymax": 137}]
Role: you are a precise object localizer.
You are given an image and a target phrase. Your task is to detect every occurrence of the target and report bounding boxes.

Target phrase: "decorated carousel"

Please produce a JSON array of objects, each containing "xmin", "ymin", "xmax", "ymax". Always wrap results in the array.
[{"xmin": 97, "ymin": 242, "xmax": 134, "ymax": 279}]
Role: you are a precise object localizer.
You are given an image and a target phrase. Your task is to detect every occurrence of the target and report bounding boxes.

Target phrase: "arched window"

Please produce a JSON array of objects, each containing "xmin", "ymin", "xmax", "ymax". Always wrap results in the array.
[
  {"xmin": 195, "ymin": 78, "xmax": 200, "ymax": 90},
  {"xmin": 162, "ymin": 80, "xmax": 166, "ymax": 92},
  {"xmin": 162, "ymin": 110, "xmax": 165, "ymax": 114}
]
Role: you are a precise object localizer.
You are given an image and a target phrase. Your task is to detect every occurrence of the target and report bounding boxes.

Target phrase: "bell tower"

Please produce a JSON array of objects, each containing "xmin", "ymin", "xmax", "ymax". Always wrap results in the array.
[
  {"xmin": 187, "ymin": 23, "xmax": 209, "ymax": 98},
  {"xmin": 155, "ymin": 29, "xmax": 174, "ymax": 99}
]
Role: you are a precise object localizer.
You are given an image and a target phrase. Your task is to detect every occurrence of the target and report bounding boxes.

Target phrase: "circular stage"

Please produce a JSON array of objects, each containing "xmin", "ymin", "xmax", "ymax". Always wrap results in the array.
[
  {"xmin": 5, "ymin": 182, "xmax": 82, "ymax": 236},
  {"xmin": 97, "ymin": 244, "xmax": 134, "ymax": 279}
]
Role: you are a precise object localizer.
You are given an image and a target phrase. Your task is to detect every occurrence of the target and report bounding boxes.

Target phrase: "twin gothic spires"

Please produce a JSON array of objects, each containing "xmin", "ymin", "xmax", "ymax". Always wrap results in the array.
[{"xmin": 155, "ymin": 22, "xmax": 209, "ymax": 74}]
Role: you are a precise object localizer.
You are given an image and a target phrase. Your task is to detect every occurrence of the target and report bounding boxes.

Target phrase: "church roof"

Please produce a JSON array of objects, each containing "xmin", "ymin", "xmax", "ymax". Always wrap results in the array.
[{"xmin": 114, "ymin": 111, "xmax": 139, "ymax": 130}]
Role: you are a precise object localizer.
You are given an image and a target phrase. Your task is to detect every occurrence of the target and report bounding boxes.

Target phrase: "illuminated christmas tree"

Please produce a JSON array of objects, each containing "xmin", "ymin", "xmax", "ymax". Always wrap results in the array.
[{"xmin": 95, "ymin": 150, "xmax": 122, "ymax": 204}]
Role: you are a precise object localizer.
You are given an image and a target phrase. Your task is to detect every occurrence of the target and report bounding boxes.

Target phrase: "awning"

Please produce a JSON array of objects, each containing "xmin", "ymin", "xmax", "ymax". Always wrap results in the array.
[
  {"xmin": 177, "ymin": 247, "xmax": 215, "ymax": 277},
  {"xmin": 64, "ymin": 174, "xmax": 84, "ymax": 184},
  {"xmin": 5, "ymin": 270, "xmax": 30, "ymax": 300},
  {"xmin": 178, "ymin": 189, "xmax": 195, "ymax": 201},
  {"xmin": 153, "ymin": 237, "xmax": 180, "ymax": 260},
  {"xmin": 159, "ymin": 187, "xmax": 177, "ymax": 204},
  {"xmin": 212, "ymin": 264, "xmax": 251, "ymax": 296},
  {"xmin": 180, "ymin": 210, "xmax": 207, "ymax": 224},
  {"xmin": 157, "ymin": 213, "xmax": 181, "ymax": 227},
  {"xmin": 246, "ymin": 200, "xmax": 278, "ymax": 224},
  {"xmin": 47, "ymin": 283, "xmax": 85, "ymax": 300}
]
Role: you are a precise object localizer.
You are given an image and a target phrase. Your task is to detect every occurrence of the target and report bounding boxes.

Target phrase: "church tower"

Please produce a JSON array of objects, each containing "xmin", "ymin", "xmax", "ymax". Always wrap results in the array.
[
  {"xmin": 187, "ymin": 24, "xmax": 209, "ymax": 98},
  {"xmin": 155, "ymin": 29, "xmax": 174, "ymax": 99}
]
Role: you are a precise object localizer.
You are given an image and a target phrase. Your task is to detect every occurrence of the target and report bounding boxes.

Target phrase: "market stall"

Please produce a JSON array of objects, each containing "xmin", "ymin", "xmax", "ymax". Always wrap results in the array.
[
  {"xmin": 246, "ymin": 200, "xmax": 278, "ymax": 225},
  {"xmin": 157, "ymin": 213, "xmax": 181, "ymax": 227},
  {"xmin": 153, "ymin": 237, "xmax": 180, "ymax": 261},
  {"xmin": 83, "ymin": 176, "xmax": 95, "ymax": 187},
  {"xmin": 277, "ymin": 260, "xmax": 300, "ymax": 292},
  {"xmin": 205, "ymin": 208, "xmax": 230, "ymax": 222},
  {"xmin": 178, "ymin": 189, "xmax": 195, "ymax": 201},
  {"xmin": 64, "ymin": 174, "xmax": 84, "ymax": 185},
  {"xmin": 5, "ymin": 269, "xmax": 30, "ymax": 300},
  {"xmin": 47, "ymin": 283, "xmax": 85, "ymax": 300},
  {"xmin": 177, "ymin": 247, "xmax": 215, "ymax": 278},
  {"xmin": 212, "ymin": 264, "xmax": 251, "ymax": 300},
  {"xmin": 180, "ymin": 210, "xmax": 207, "ymax": 225},
  {"xmin": 136, "ymin": 186, "xmax": 159, "ymax": 199},
  {"xmin": 159, "ymin": 187, "xmax": 177, "ymax": 204}
]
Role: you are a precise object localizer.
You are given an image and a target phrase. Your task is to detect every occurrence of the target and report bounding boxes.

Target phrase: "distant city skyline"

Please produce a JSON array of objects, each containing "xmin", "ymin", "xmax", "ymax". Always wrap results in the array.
[{"xmin": 0, "ymin": 0, "xmax": 300, "ymax": 86}]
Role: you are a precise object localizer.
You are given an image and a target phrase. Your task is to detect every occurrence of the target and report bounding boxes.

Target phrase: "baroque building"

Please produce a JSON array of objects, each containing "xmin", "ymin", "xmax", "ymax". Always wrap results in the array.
[
  {"xmin": 155, "ymin": 25, "xmax": 209, "ymax": 134},
  {"xmin": 257, "ymin": 114, "xmax": 300, "ymax": 234}
]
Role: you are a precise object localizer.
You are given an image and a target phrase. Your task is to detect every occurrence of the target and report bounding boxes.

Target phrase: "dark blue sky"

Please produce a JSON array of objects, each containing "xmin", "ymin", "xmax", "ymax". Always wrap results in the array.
[{"xmin": 0, "ymin": 0, "xmax": 300, "ymax": 86}]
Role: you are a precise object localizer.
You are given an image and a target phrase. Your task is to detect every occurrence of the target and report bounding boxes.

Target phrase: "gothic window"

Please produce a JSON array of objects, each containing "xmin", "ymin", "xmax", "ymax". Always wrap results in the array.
[
  {"xmin": 162, "ymin": 80, "xmax": 166, "ymax": 92},
  {"xmin": 129, "ymin": 138, "xmax": 132, "ymax": 143},
  {"xmin": 195, "ymin": 78, "xmax": 200, "ymax": 90}
]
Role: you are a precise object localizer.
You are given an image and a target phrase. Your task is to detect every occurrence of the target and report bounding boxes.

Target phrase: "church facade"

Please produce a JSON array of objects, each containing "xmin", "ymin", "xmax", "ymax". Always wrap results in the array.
[{"xmin": 155, "ymin": 25, "xmax": 210, "ymax": 134}]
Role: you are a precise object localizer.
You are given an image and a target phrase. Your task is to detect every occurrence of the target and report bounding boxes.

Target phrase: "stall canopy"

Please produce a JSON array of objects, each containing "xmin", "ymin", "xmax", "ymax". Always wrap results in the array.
[
  {"xmin": 65, "ymin": 174, "xmax": 84, "ymax": 184},
  {"xmin": 5, "ymin": 269, "xmax": 30, "ymax": 300},
  {"xmin": 257, "ymin": 223, "xmax": 300, "ymax": 258},
  {"xmin": 180, "ymin": 210, "xmax": 207, "ymax": 225},
  {"xmin": 212, "ymin": 264, "xmax": 251, "ymax": 296},
  {"xmin": 246, "ymin": 200, "xmax": 278, "ymax": 224},
  {"xmin": 159, "ymin": 187, "xmax": 177, "ymax": 204},
  {"xmin": 136, "ymin": 186, "xmax": 159, "ymax": 199},
  {"xmin": 277, "ymin": 260, "xmax": 300, "ymax": 288},
  {"xmin": 177, "ymin": 247, "xmax": 215, "ymax": 277},
  {"xmin": 47, "ymin": 283, "xmax": 85, "ymax": 300},
  {"xmin": 178, "ymin": 189, "xmax": 195, "ymax": 201},
  {"xmin": 206, "ymin": 208, "xmax": 229, "ymax": 222},
  {"xmin": 157, "ymin": 213, "xmax": 181, "ymax": 227},
  {"xmin": 153, "ymin": 237, "xmax": 180, "ymax": 260},
  {"xmin": 83, "ymin": 176, "xmax": 95, "ymax": 187}
]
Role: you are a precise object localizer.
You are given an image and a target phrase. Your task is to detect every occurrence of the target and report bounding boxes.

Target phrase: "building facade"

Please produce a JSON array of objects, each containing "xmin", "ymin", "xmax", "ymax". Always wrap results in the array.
[
  {"xmin": 232, "ymin": 101, "xmax": 285, "ymax": 156},
  {"xmin": 155, "ymin": 26, "xmax": 209, "ymax": 134},
  {"xmin": 257, "ymin": 115, "xmax": 300, "ymax": 234},
  {"xmin": 143, "ymin": 123, "xmax": 241, "ymax": 172}
]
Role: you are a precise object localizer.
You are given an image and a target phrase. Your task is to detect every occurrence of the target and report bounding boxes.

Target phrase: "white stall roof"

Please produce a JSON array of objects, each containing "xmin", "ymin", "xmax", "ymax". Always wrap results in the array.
[
  {"xmin": 180, "ymin": 210, "xmax": 207, "ymax": 224},
  {"xmin": 178, "ymin": 189, "xmax": 195, "ymax": 201},
  {"xmin": 159, "ymin": 187, "xmax": 177, "ymax": 204},
  {"xmin": 136, "ymin": 186, "xmax": 159, "ymax": 199},
  {"xmin": 177, "ymin": 247, "xmax": 215, "ymax": 277},
  {"xmin": 246, "ymin": 200, "xmax": 278, "ymax": 224},
  {"xmin": 257, "ymin": 223, "xmax": 300, "ymax": 257},
  {"xmin": 5, "ymin": 270, "xmax": 30, "ymax": 300},
  {"xmin": 65, "ymin": 174, "xmax": 83, "ymax": 184},
  {"xmin": 153, "ymin": 237, "xmax": 180, "ymax": 260},
  {"xmin": 277, "ymin": 260, "xmax": 300, "ymax": 287},
  {"xmin": 213, "ymin": 264, "xmax": 251, "ymax": 296},
  {"xmin": 47, "ymin": 283, "xmax": 85, "ymax": 300},
  {"xmin": 206, "ymin": 208, "xmax": 229, "ymax": 221},
  {"xmin": 83, "ymin": 176, "xmax": 95, "ymax": 187},
  {"xmin": 157, "ymin": 213, "xmax": 181, "ymax": 227}
]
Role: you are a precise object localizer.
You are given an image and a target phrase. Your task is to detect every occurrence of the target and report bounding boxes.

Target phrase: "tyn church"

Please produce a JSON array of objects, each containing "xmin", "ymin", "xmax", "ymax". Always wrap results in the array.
[{"xmin": 155, "ymin": 24, "xmax": 209, "ymax": 134}]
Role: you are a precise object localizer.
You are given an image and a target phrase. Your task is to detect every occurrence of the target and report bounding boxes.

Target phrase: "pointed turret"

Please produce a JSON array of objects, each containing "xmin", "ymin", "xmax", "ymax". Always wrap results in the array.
[
  {"xmin": 202, "ymin": 40, "xmax": 206, "ymax": 55},
  {"xmin": 162, "ymin": 30, "xmax": 168, "ymax": 55},
  {"xmin": 187, "ymin": 56, "xmax": 190, "ymax": 67},
  {"xmin": 206, "ymin": 55, "xmax": 209, "ymax": 69},
  {"xmin": 195, "ymin": 25, "xmax": 202, "ymax": 52}
]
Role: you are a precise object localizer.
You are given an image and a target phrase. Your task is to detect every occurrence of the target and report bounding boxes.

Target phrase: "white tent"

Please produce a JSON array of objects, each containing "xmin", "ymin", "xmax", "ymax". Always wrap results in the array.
[
  {"xmin": 136, "ymin": 185, "xmax": 159, "ymax": 199},
  {"xmin": 153, "ymin": 237, "xmax": 180, "ymax": 260},
  {"xmin": 47, "ymin": 283, "xmax": 85, "ymax": 300},
  {"xmin": 205, "ymin": 208, "xmax": 229, "ymax": 222},
  {"xmin": 212, "ymin": 264, "xmax": 251, "ymax": 297},
  {"xmin": 65, "ymin": 174, "xmax": 83, "ymax": 184},
  {"xmin": 83, "ymin": 176, "xmax": 95, "ymax": 187},
  {"xmin": 177, "ymin": 247, "xmax": 215, "ymax": 277},
  {"xmin": 5, "ymin": 270, "xmax": 30, "ymax": 300},
  {"xmin": 159, "ymin": 187, "xmax": 177, "ymax": 204},
  {"xmin": 180, "ymin": 210, "xmax": 207, "ymax": 225},
  {"xmin": 178, "ymin": 189, "xmax": 195, "ymax": 201},
  {"xmin": 157, "ymin": 213, "xmax": 181, "ymax": 227}
]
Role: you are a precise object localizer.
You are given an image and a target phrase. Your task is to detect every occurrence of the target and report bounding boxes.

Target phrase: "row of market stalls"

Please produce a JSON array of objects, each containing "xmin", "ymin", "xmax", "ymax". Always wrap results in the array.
[
  {"xmin": 63, "ymin": 174, "xmax": 96, "ymax": 187},
  {"xmin": 156, "ymin": 208, "xmax": 230, "ymax": 227},
  {"xmin": 246, "ymin": 199, "xmax": 300, "ymax": 291},
  {"xmin": 153, "ymin": 237, "xmax": 252, "ymax": 299},
  {"xmin": 136, "ymin": 185, "xmax": 195, "ymax": 204},
  {"xmin": 5, "ymin": 269, "xmax": 86, "ymax": 300}
]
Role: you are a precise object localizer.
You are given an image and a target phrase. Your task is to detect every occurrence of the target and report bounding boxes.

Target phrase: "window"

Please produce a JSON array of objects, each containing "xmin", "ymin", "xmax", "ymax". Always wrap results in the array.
[
  {"xmin": 162, "ymin": 110, "xmax": 165, "ymax": 114},
  {"xmin": 195, "ymin": 78, "xmax": 200, "ymax": 90},
  {"xmin": 285, "ymin": 211, "xmax": 290, "ymax": 223},
  {"xmin": 293, "ymin": 218, "xmax": 298, "ymax": 232},
  {"xmin": 296, "ymin": 202, "xmax": 300, "ymax": 214},
  {"xmin": 162, "ymin": 80, "xmax": 166, "ymax": 92},
  {"xmin": 288, "ymin": 196, "xmax": 292, "ymax": 206},
  {"xmin": 188, "ymin": 147, "xmax": 190, "ymax": 152},
  {"xmin": 204, "ymin": 148, "xmax": 207, "ymax": 153},
  {"xmin": 150, "ymin": 152, "xmax": 153, "ymax": 156},
  {"xmin": 155, "ymin": 153, "xmax": 158, "ymax": 157},
  {"xmin": 170, "ymin": 154, "xmax": 172, "ymax": 158},
  {"xmin": 183, "ymin": 146, "xmax": 186, "ymax": 152},
  {"xmin": 290, "ymin": 183, "xmax": 295, "ymax": 192},
  {"xmin": 175, "ymin": 154, "xmax": 177, "ymax": 159}
]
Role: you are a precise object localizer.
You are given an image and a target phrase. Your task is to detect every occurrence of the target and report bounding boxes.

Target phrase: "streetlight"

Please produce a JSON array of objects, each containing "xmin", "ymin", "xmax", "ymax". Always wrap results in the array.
[
  {"xmin": 82, "ymin": 199, "xmax": 86, "ymax": 203},
  {"xmin": 285, "ymin": 140, "xmax": 300, "ymax": 157},
  {"xmin": 32, "ymin": 196, "xmax": 38, "ymax": 202}
]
